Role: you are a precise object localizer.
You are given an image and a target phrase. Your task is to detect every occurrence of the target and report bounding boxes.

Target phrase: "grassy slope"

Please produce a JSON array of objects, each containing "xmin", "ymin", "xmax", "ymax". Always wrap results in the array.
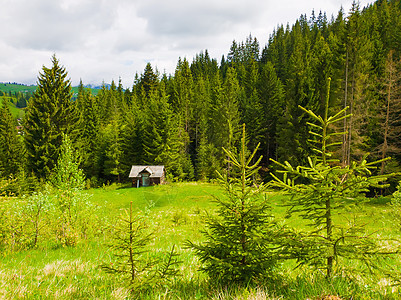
[
  {"xmin": 0, "ymin": 183, "xmax": 399, "ymax": 299},
  {"xmin": 0, "ymin": 96, "xmax": 25, "ymax": 118}
]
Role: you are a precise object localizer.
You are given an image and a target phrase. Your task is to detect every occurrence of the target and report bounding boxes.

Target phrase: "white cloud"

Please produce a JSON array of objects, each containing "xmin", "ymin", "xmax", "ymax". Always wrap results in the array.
[{"xmin": 0, "ymin": 0, "xmax": 373, "ymax": 87}]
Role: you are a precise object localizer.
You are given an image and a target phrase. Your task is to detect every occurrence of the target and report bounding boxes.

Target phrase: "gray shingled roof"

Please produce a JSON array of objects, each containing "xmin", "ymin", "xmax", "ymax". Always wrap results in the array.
[{"xmin": 129, "ymin": 165, "xmax": 165, "ymax": 178}]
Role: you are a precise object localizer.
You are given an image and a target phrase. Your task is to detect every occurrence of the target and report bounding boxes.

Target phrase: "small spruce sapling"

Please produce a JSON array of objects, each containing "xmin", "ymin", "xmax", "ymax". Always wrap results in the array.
[
  {"xmin": 270, "ymin": 78, "xmax": 398, "ymax": 279},
  {"xmin": 102, "ymin": 202, "xmax": 180, "ymax": 294},
  {"xmin": 188, "ymin": 124, "xmax": 283, "ymax": 284}
]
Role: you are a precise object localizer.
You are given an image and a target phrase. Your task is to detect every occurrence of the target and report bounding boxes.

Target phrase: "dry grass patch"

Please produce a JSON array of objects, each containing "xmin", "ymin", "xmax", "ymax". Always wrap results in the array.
[
  {"xmin": 111, "ymin": 287, "xmax": 130, "ymax": 300},
  {"xmin": 42, "ymin": 259, "xmax": 90, "ymax": 277},
  {"xmin": 211, "ymin": 287, "xmax": 282, "ymax": 300}
]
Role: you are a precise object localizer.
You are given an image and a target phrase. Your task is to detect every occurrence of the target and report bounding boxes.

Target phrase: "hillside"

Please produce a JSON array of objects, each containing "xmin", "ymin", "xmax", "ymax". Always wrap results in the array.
[
  {"xmin": 0, "ymin": 83, "xmax": 36, "ymax": 94},
  {"xmin": 0, "ymin": 82, "xmax": 101, "ymax": 96}
]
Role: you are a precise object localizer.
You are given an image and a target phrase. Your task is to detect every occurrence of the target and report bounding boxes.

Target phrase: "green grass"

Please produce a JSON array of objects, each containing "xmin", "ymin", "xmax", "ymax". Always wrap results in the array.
[{"xmin": 0, "ymin": 182, "xmax": 400, "ymax": 299}]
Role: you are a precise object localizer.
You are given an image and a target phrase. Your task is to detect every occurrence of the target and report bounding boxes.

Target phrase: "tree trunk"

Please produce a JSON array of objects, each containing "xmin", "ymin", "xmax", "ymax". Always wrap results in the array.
[{"xmin": 343, "ymin": 51, "xmax": 349, "ymax": 166}]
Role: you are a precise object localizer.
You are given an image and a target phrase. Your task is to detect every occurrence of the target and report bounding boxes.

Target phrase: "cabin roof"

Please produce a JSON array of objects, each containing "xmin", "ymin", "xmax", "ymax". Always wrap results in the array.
[{"xmin": 129, "ymin": 165, "xmax": 165, "ymax": 178}]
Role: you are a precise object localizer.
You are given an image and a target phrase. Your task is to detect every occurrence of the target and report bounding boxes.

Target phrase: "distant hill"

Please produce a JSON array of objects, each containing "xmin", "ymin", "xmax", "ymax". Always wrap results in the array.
[
  {"xmin": 71, "ymin": 85, "xmax": 101, "ymax": 96},
  {"xmin": 0, "ymin": 82, "xmax": 101, "ymax": 96},
  {"xmin": 0, "ymin": 82, "xmax": 36, "ymax": 94}
]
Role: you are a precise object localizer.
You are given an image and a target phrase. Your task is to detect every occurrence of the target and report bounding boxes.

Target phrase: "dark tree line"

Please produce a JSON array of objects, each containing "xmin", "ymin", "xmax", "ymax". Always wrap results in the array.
[{"xmin": 1, "ymin": 0, "xmax": 401, "ymax": 189}]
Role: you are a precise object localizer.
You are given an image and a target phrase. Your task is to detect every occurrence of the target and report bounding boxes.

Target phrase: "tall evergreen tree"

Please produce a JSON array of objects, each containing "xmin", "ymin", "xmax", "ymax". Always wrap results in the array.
[
  {"xmin": 378, "ymin": 50, "xmax": 401, "ymax": 174},
  {"xmin": 342, "ymin": 1, "xmax": 373, "ymax": 164},
  {"xmin": 101, "ymin": 86, "xmax": 125, "ymax": 183},
  {"xmin": 257, "ymin": 62, "xmax": 285, "ymax": 164},
  {"xmin": 171, "ymin": 58, "xmax": 195, "ymax": 154},
  {"xmin": 138, "ymin": 63, "xmax": 159, "ymax": 100},
  {"xmin": 240, "ymin": 58, "xmax": 264, "ymax": 153},
  {"xmin": 276, "ymin": 21, "xmax": 316, "ymax": 165},
  {"xmin": 142, "ymin": 83, "xmax": 190, "ymax": 180},
  {"xmin": 121, "ymin": 107, "xmax": 143, "ymax": 173},
  {"xmin": 76, "ymin": 81, "xmax": 99, "ymax": 179},
  {"xmin": 208, "ymin": 68, "xmax": 241, "ymax": 174},
  {"xmin": 193, "ymin": 75, "xmax": 214, "ymax": 179},
  {"xmin": 103, "ymin": 119, "xmax": 124, "ymax": 183},
  {"xmin": 24, "ymin": 55, "xmax": 77, "ymax": 179}
]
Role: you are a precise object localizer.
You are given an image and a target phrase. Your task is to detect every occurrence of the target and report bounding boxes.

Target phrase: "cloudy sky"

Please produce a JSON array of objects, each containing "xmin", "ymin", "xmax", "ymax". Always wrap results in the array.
[{"xmin": 0, "ymin": 0, "xmax": 372, "ymax": 88}]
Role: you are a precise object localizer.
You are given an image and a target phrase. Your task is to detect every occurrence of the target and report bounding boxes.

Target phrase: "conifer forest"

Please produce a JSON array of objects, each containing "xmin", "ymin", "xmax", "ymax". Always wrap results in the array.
[
  {"xmin": 0, "ymin": 0, "xmax": 400, "ymax": 189},
  {"xmin": 2, "ymin": 0, "xmax": 401, "ymax": 298}
]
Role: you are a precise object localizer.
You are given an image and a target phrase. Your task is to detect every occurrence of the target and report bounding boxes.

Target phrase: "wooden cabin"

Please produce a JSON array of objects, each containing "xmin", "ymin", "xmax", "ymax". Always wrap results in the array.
[{"xmin": 129, "ymin": 165, "xmax": 166, "ymax": 187}]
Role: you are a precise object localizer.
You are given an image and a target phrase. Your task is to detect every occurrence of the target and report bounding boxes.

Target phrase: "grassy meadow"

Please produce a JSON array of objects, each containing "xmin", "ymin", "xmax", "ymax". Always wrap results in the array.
[{"xmin": 0, "ymin": 182, "xmax": 400, "ymax": 299}]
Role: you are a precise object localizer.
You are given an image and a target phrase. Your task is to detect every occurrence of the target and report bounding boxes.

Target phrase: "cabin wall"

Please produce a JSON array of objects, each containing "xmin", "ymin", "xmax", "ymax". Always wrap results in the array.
[{"xmin": 132, "ymin": 176, "xmax": 164, "ymax": 187}]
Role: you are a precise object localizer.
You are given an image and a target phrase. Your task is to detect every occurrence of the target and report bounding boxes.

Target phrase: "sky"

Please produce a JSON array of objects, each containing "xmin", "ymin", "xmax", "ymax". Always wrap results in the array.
[{"xmin": 0, "ymin": 0, "xmax": 373, "ymax": 88}]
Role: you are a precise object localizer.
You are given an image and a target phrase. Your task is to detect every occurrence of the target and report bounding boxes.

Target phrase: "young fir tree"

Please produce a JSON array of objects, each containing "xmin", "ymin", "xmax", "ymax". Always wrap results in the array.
[
  {"xmin": 270, "ymin": 78, "xmax": 397, "ymax": 279},
  {"xmin": 51, "ymin": 133, "xmax": 84, "ymax": 192},
  {"xmin": 50, "ymin": 133, "xmax": 87, "ymax": 246},
  {"xmin": 101, "ymin": 202, "xmax": 180, "ymax": 294},
  {"xmin": 188, "ymin": 124, "xmax": 282, "ymax": 284}
]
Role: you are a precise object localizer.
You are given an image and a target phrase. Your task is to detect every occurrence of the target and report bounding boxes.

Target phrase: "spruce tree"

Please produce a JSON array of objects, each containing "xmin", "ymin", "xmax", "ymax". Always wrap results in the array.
[
  {"xmin": 276, "ymin": 20, "xmax": 317, "ymax": 166},
  {"xmin": 76, "ymin": 82, "xmax": 99, "ymax": 179},
  {"xmin": 193, "ymin": 75, "xmax": 216, "ymax": 180},
  {"xmin": 101, "ymin": 92, "xmax": 124, "ymax": 183},
  {"xmin": 240, "ymin": 58, "xmax": 264, "ymax": 153},
  {"xmin": 378, "ymin": 50, "xmax": 401, "ymax": 174},
  {"xmin": 270, "ymin": 78, "xmax": 396, "ymax": 279},
  {"xmin": 188, "ymin": 124, "xmax": 281, "ymax": 284},
  {"xmin": 138, "ymin": 63, "xmax": 159, "ymax": 100},
  {"xmin": 121, "ymin": 107, "xmax": 142, "ymax": 175},
  {"xmin": 342, "ymin": 2, "xmax": 373, "ymax": 164},
  {"xmin": 24, "ymin": 55, "xmax": 77, "ymax": 179},
  {"xmin": 257, "ymin": 62, "xmax": 285, "ymax": 163},
  {"xmin": 142, "ymin": 83, "xmax": 190, "ymax": 180},
  {"xmin": 220, "ymin": 67, "xmax": 241, "ymax": 173}
]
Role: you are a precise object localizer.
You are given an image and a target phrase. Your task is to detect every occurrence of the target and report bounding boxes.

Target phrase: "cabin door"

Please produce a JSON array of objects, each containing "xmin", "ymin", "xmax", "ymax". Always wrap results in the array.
[{"xmin": 141, "ymin": 173, "xmax": 150, "ymax": 187}]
